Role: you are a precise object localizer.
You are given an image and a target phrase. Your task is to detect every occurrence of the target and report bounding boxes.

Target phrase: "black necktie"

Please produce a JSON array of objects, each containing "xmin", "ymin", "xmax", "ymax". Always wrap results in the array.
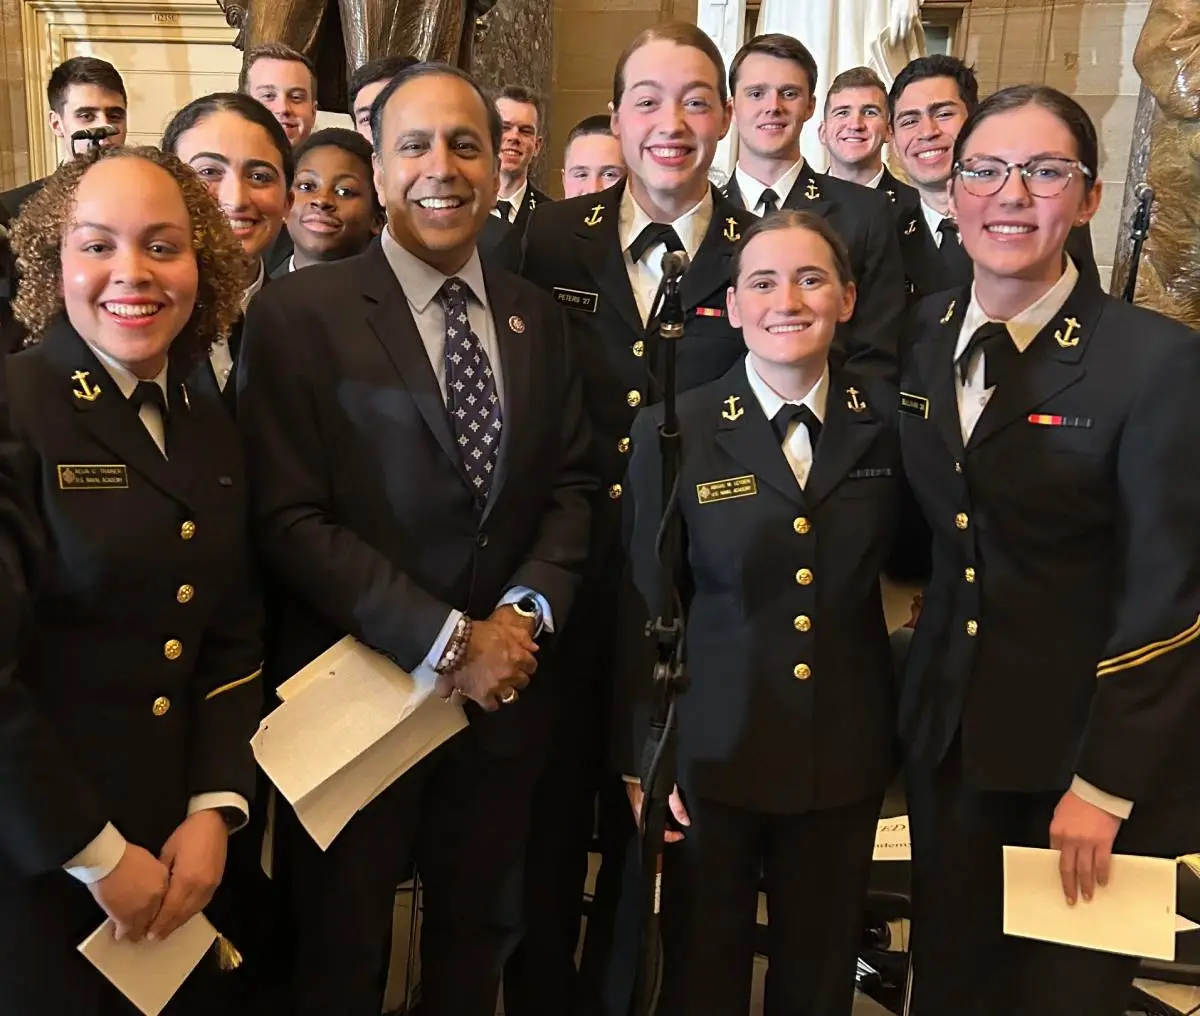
[
  {"xmin": 760, "ymin": 188, "xmax": 779, "ymax": 216},
  {"xmin": 439, "ymin": 277, "xmax": 502, "ymax": 502},
  {"xmin": 628, "ymin": 223, "xmax": 684, "ymax": 265},
  {"xmin": 495, "ymin": 199, "xmax": 514, "ymax": 223},
  {"xmin": 771, "ymin": 403, "xmax": 821, "ymax": 448},
  {"xmin": 956, "ymin": 322, "xmax": 1017, "ymax": 389},
  {"xmin": 130, "ymin": 380, "xmax": 167, "ymax": 416},
  {"xmin": 937, "ymin": 218, "xmax": 974, "ymax": 282}
]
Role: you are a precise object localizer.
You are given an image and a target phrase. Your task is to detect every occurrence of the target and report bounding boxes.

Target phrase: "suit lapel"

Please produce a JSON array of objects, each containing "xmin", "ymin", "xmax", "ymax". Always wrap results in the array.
[
  {"xmin": 40, "ymin": 321, "xmax": 198, "ymax": 510},
  {"xmin": 575, "ymin": 181, "xmax": 644, "ymax": 338},
  {"xmin": 681, "ymin": 188, "xmax": 747, "ymax": 314},
  {"xmin": 898, "ymin": 212, "xmax": 944, "ymax": 298},
  {"xmin": 967, "ymin": 273, "xmax": 1101, "ymax": 451},
  {"xmin": 914, "ymin": 289, "xmax": 971, "ymax": 460},
  {"xmin": 781, "ymin": 165, "xmax": 839, "ymax": 222},
  {"xmin": 360, "ymin": 243, "xmax": 472, "ymax": 492},
  {"xmin": 721, "ymin": 175, "xmax": 746, "ymax": 211},
  {"xmin": 713, "ymin": 363, "xmax": 804, "ymax": 506},
  {"xmin": 479, "ymin": 264, "xmax": 533, "ymax": 519},
  {"xmin": 803, "ymin": 377, "xmax": 883, "ymax": 508}
]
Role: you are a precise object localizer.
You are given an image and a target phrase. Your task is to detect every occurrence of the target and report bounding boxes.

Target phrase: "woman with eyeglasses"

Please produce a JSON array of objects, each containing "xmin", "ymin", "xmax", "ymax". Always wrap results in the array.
[{"xmin": 898, "ymin": 84, "xmax": 1200, "ymax": 1016}]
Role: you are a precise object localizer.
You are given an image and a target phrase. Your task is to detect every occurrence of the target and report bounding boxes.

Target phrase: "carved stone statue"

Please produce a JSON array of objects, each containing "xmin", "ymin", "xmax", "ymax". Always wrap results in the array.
[
  {"xmin": 218, "ymin": 0, "xmax": 498, "ymax": 112},
  {"xmin": 1131, "ymin": 0, "xmax": 1200, "ymax": 330}
]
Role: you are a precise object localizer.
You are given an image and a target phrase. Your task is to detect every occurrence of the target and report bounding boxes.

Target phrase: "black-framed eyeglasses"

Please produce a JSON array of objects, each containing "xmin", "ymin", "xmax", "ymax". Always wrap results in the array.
[{"xmin": 953, "ymin": 156, "xmax": 1093, "ymax": 198}]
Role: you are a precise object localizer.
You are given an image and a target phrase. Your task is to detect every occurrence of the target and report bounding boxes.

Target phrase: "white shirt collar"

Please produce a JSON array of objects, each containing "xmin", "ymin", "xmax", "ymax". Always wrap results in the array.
[
  {"xmin": 865, "ymin": 165, "xmax": 886, "ymax": 190},
  {"xmin": 956, "ymin": 256, "xmax": 1081, "ymax": 360},
  {"xmin": 744, "ymin": 355, "xmax": 829, "ymax": 424},
  {"xmin": 920, "ymin": 198, "xmax": 948, "ymax": 240},
  {"xmin": 287, "ymin": 255, "xmax": 297, "ymax": 273},
  {"xmin": 381, "ymin": 226, "xmax": 489, "ymax": 314},
  {"xmin": 240, "ymin": 259, "xmax": 265, "ymax": 314},
  {"xmin": 734, "ymin": 158, "xmax": 806, "ymax": 215},
  {"xmin": 617, "ymin": 184, "xmax": 713, "ymax": 262},
  {"xmin": 498, "ymin": 179, "xmax": 527, "ymax": 220},
  {"xmin": 86, "ymin": 341, "xmax": 169, "ymax": 401}
]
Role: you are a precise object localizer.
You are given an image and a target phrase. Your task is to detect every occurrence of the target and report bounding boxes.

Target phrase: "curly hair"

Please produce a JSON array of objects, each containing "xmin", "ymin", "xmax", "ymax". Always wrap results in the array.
[{"xmin": 9, "ymin": 145, "xmax": 250, "ymax": 364}]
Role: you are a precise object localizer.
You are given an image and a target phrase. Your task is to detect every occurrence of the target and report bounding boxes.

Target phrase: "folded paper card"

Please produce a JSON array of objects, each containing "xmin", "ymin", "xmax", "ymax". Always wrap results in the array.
[{"xmin": 873, "ymin": 815, "xmax": 911, "ymax": 862}]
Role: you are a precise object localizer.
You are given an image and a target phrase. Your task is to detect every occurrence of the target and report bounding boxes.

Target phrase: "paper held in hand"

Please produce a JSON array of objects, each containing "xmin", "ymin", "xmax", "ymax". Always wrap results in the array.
[
  {"xmin": 78, "ymin": 913, "xmax": 217, "ymax": 1016},
  {"xmin": 251, "ymin": 636, "xmax": 467, "ymax": 850},
  {"xmin": 1003, "ymin": 845, "xmax": 1178, "ymax": 961}
]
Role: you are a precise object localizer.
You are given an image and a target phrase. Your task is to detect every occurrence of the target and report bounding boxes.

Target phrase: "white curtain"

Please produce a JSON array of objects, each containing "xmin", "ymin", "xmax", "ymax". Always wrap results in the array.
[{"xmin": 756, "ymin": 0, "xmax": 924, "ymax": 170}]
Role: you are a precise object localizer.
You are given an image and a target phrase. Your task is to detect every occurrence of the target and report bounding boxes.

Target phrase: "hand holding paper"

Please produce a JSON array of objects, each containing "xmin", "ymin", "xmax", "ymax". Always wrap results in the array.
[
  {"xmin": 147, "ymin": 809, "xmax": 228, "ymax": 941},
  {"xmin": 88, "ymin": 843, "xmax": 169, "ymax": 942},
  {"xmin": 1048, "ymin": 788, "xmax": 1123, "ymax": 904}
]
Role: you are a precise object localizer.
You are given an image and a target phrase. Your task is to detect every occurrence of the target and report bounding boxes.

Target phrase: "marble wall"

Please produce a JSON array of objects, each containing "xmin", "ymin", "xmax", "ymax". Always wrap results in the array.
[{"xmin": 959, "ymin": 0, "xmax": 1153, "ymax": 288}]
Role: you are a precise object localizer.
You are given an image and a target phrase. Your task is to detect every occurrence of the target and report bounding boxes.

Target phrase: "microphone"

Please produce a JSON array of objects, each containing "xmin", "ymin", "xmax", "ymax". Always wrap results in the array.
[
  {"xmin": 661, "ymin": 249, "xmax": 690, "ymax": 281},
  {"xmin": 70, "ymin": 125, "xmax": 119, "ymax": 143},
  {"xmin": 1134, "ymin": 182, "xmax": 1155, "ymax": 204}
]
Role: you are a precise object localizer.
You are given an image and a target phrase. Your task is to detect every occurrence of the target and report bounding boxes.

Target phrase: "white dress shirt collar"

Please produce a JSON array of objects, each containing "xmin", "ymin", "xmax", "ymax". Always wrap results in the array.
[
  {"xmin": 381, "ymin": 226, "xmax": 489, "ymax": 313},
  {"xmin": 86, "ymin": 341, "xmax": 169, "ymax": 401},
  {"xmin": 734, "ymin": 158, "xmax": 806, "ymax": 216},
  {"xmin": 744, "ymin": 355, "xmax": 829, "ymax": 423},
  {"xmin": 956, "ymin": 256, "xmax": 1081, "ymax": 361},
  {"xmin": 865, "ymin": 165, "xmax": 886, "ymax": 190},
  {"xmin": 241, "ymin": 259, "xmax": 265, "ymax": 313},
  {"xmin": 496, "ymin": 179, "xmax": 527, "ymax": 223},
  {"xmin": 618, "ymin": 184, "xmax": 713, "ymax": 263},
  {"xmin": 920, "ymin": 198, "xmax": 949, "ymax": 244}
]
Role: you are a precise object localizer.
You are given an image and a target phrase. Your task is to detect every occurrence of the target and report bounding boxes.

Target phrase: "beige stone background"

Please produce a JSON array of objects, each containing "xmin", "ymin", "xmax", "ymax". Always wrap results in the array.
[{"xmin": 0, "ymin": 0, "xmax": 1153, "ymax": 283}]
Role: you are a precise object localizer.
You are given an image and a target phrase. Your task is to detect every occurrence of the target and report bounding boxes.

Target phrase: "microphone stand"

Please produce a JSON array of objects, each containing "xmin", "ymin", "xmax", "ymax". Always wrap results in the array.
[
  {"xmin": 1122, "ymin": 184, "xmax": 1154, "ymax": 305},
  {"xmin": 629, "ymin": 265, "xmax": 689, "ymax": 1016}
]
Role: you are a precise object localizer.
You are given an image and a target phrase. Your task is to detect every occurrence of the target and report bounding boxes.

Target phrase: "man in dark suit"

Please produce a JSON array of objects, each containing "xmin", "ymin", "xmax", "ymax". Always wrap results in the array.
[
  {"xmin": 888, "ymin": 55, "xmax": 1100, "ymax": 302},
  {"xmin": 723, "ymin": 34, "xmax": 904, "ymax": 381},
  {"xmin": 493, "ymin": 85, "xmax": 552, "ymax": 236},
  {"xmin": 237, "ymin": 62, "xmax": 595, "ymax": 1016}
]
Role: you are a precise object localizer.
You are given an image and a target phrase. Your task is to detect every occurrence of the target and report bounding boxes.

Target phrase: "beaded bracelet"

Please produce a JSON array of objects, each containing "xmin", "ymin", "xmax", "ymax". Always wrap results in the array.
[{"xmin": 435, "ymin": 615, "xmax": 473, "ymax": 675}]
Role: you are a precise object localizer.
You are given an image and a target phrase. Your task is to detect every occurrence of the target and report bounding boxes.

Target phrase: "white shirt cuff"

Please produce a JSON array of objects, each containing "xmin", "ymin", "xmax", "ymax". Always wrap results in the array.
[
  {"xmin": 64, "ymin": 822, "xmax": 128, "ymax": 884},
  {"xmin": 1071, "ymin": 775, "xmax": 1134, "ymax": 820},
  {"xmin": 188, "ymin": 792, "xmax": 250, "ymax": 832},
  {"xmin": 410, "ymin": 609, "xmax": 463, "ymax": 691},
  {"xmin": 498, "ymin": 587, "xmax": 554, "ymax": 635},
  {"xmin": 622, "ymin": 774, "xmax": 640, "ymax": 785}
]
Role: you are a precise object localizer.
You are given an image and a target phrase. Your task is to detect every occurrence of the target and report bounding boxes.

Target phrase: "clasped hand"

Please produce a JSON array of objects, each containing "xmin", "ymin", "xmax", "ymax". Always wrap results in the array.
[
  {"xmin": 87, "ymin": 809, "xmax": 229, "ymax": 942},
  {"xmin": 435, "ymin": 606, "xmax": 538, "ymax": 710}
]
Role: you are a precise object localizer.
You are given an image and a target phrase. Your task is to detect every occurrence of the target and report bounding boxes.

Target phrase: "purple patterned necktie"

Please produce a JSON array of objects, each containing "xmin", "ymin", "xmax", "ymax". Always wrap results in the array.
[{"xmin": 439, "ymin": 277, "xmax": 502, "ymax": 500}]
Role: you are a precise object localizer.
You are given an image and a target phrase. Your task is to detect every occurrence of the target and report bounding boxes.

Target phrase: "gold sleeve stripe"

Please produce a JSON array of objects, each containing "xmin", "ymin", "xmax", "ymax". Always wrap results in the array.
[
  {"xmin": 205, "ymin": 667, "xmax": 263, "ymax": 701},
  {"xmin": 1096, "ymin": 615, "xmax": 1200, "ymax": 678}
]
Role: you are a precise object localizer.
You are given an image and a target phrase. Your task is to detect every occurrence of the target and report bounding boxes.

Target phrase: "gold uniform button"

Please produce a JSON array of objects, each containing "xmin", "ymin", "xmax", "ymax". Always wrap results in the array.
[
  {"xmin": 626, "ymin": 390, "xmax": 642, "ymax": 408},
  {"xmin": 793, "ymin": 615, "xmax": 811, "ymax": 632},
  {"xmin": 955, "ymin": 512, "xmax": 969, "ymax": 530},
  {"xmin": 152, "ymin": 696, "xmax": 171, "ymax": 717},
  {"xmin": 795, "ymin": 568, "xmax": 814, "ymax": 586},
  {"xmin": 964, "ymin": 567, "xmax": 976, "ymax": 583},
  {"xmin": 608, "ymin": 484, "xmax": 623, "ymax": 500},
  {"xmin": 793, "ymin": 663, "xmax": 811, "ymax": 681},
  {"xmin": 793, "ymin": 516, "xmax": 811, "ymax": 535},
  {"xmin": 966, "ymin": 619, "xmax": 978, "ymax": 637},
  {"xmin": 617, "ymin": 437, "xmax": 631, "ymax": 454},
  {"xmin": 180, "ymin": 520, "xmax": 196, "ymax": 541},
  {"xmin": 176, "ymin": 584, "xmax": 195, "ymax": 604},
  {"xmin": 164, "ymin": 638, "xmax": 183, "ymax": 661},
  {"xmin": 632, "ymin": 340, "xmax": 645, "ymax": 358}
]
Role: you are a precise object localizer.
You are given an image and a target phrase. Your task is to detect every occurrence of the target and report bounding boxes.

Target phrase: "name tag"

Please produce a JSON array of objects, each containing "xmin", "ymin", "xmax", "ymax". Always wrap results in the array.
[
  {"xmin": 694, "ymin": 306, "xmax": 725, "ymax": 318},
  {"xmin": 553, "ymin": 287, "xmax": 599, "ymax": 314},
  {"xmin": 848, "ymin": 467, "xmax": 894, "ymax": 479},
  {"xmin": 696, "ymin": 474, "xmax": 757, "ymax": 505},
  {"xmin": 899, "ymin": 392, "xmax": 929, "ymax": 418},
  {"xmin": 57, "ymin": 464, "xmax": 128, "ymax": 490},
  {"xmin": 1028, "ymin": 414, "xmax": 1093, "ymax": 429}
]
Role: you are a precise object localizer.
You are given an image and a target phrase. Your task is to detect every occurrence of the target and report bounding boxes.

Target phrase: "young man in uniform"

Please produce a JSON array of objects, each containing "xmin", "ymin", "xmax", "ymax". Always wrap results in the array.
[{"xmin": 493, "ymin": 85, "xmax": 552, "ymax": 235}]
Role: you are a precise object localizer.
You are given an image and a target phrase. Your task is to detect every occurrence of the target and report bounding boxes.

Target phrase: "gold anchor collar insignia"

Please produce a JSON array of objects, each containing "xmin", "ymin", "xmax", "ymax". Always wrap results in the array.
[
  {"xmin": 1055, "ymin": 315, "xmax": 1081, "ymax": 348},
  {"xmin": 940, "ymin": 299, "xmax": 957, "ymax": 325},
  {"xmin": 584, "ymin": 203, "xmax": 604, "ymax": 226},
  {"xmin": 846, "ymin": 386, "xmax": 867, "ymax": 413},
  {"xmin": 723, "ymin": 217, "xmax": 741, "ymax": 242},
  {"xmin": 721, "ymin": 394, "xmax": 744, "ymax": 421},
  {"xmin": 71, "ymin": 370, "xmax": 101, "ymax": 402},
  {"xmin": 904, "ymin": 218, "xmax": 918, "ymax": 236},
  {"xmin": 804, "ymin": 179, "xmax": 820, "ymax": 201}
]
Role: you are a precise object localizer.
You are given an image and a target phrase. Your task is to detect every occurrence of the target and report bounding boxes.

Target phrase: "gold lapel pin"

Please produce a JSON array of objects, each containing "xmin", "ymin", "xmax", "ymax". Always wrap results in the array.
[
  {"xmin": 904, "ymin": 219, "xmax": 918, "ymax": 236},
  {"xmin": 181, "ymin": 383, "xmax": 191, "ymax": 411},
  {"xmin": 71, "ymin": 370, "xmax": 101, "ymax": 402},
  {"xmin": 1055, "ymin": 316, "xmax": 1081, "ymax": 348},
  {"xmin": 723, "ymin": 217, "xmax": 741, "ymax": 242},
  {"xmin": 509, "ymin": 315, "xmax": 526, "ymax": 334},
  {"xmin": 846, "ymin": 386, "xmax": 867, "ymax": 413},
  {"xmin": 940, "ymin": 299, "xmax": 957, "ymax": 325},
  {"xmin": 804, "ymin": 179, "xmax": 820, "ymax": 201},
  {"xmin": 721, "ymin": 395, "xmax": 744, "ymax": 421},
  {"xmin": 584, "ymin": 204, "xmax": 604, "ymax": 227}
]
